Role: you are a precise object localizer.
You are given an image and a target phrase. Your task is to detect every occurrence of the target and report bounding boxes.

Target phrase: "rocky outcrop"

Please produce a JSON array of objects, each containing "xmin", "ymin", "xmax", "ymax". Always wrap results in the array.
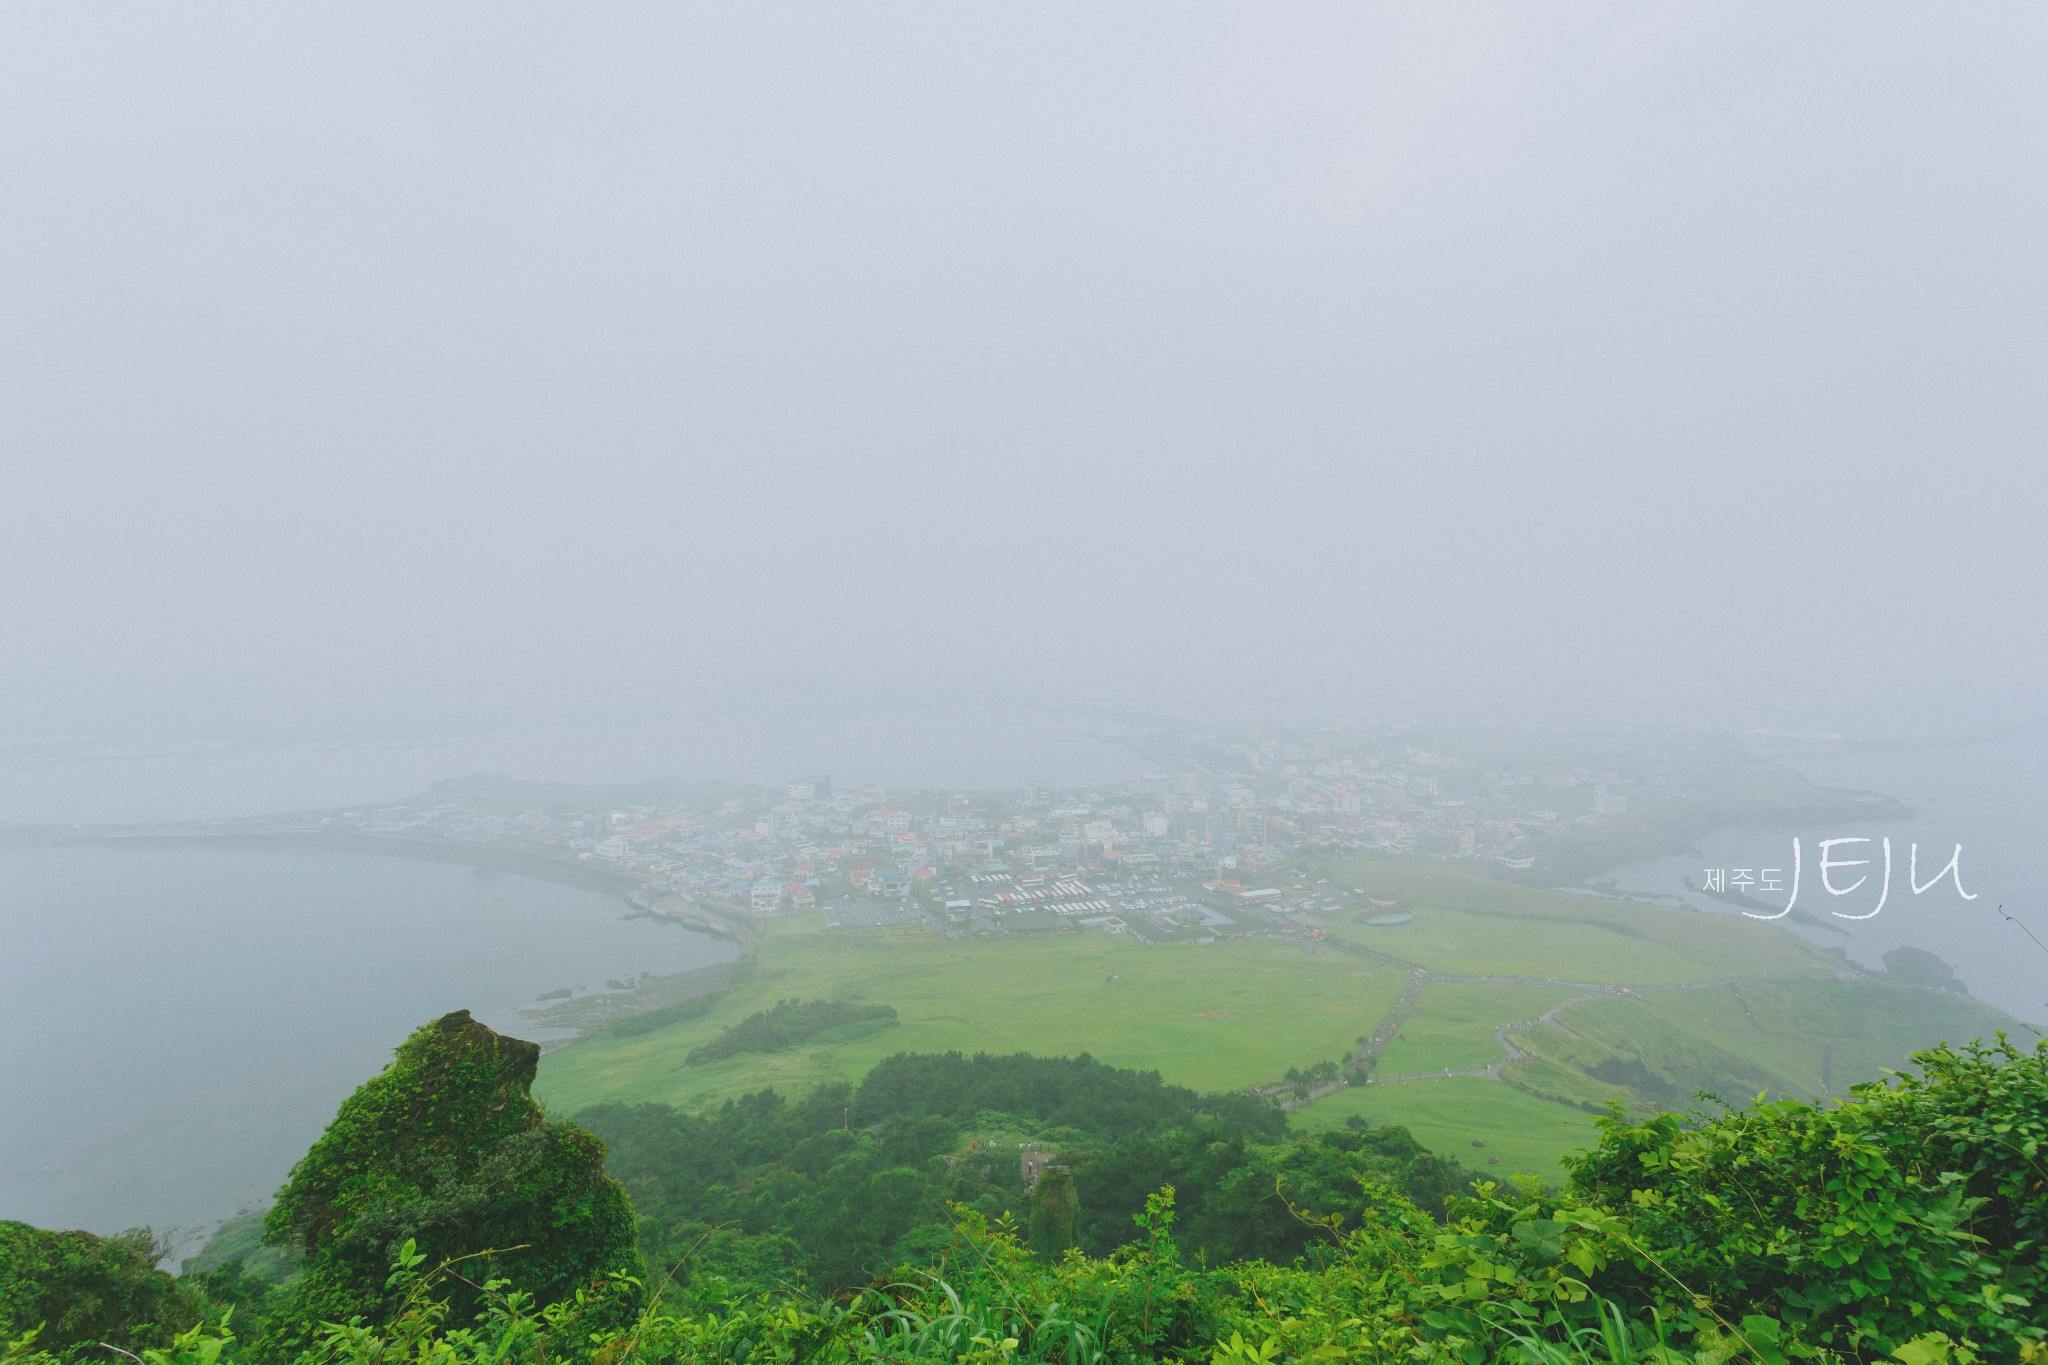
[{"xmin": 263, "ymin": 1010, "xmax": 641, "ymax": 1342}]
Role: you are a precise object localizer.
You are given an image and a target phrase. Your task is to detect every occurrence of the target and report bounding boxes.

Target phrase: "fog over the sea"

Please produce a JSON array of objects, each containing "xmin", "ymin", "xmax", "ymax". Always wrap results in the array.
[{"xmin": 3, "ymin": 4, "xmax": 2044, "ymax": 762}]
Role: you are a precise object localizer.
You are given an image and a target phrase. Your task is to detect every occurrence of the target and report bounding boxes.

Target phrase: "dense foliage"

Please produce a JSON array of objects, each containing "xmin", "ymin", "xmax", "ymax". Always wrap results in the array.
[
  {"xmin": 0, "ymin": 1224, "xmax": 198, "ymax": 1356},
  {"xmin": 7, "ymin": 1024, "xmax": 2045, "ymax": 1365},
  {"xmin": 1566, "ymin": 1036, "xmax": 2048, "ymax": 1356},
  {"xmin": 848, "ymin": 1052, "xmax": 1285, "ymax": 1141},
  {"xmin": 579, "ymin": 1051, "xmax": 1455, "ymax": 1296},
  {"xmin": 685, "ymin": 1000, "xmax": 899, "ymax": 1066},
  {"xmin": 1069, "ymin": 1124, "xmax": 1469, "ymax": 1265}
]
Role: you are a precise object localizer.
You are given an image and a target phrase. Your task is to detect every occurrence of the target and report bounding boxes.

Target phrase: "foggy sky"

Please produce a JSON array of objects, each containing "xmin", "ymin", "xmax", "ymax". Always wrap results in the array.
[{"xmin": 4, "ymin": 3, "xmax": 2045, "ymax": 748}]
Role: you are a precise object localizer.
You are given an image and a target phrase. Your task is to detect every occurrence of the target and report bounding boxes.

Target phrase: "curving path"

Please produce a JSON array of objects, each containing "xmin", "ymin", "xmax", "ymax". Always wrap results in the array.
[{"xmin": 1268, "ymin": 930, "xmax": 1844, "ymax": 1108}]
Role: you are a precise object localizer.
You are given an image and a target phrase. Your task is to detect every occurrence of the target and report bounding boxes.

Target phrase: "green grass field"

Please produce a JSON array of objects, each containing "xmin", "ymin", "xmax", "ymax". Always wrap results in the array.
[
  {"xmin": 537, "ymin": 922, "xmax": 1407, "ymax": 1114},
  {"xmin": 537, "ymin": 860, "xmax": 2026, "ymax": 1173},
  {"xmin": 1374, "ymin": 981, "xmax": 1582, "ymax": 1076},
  {"xmin": 1290, "ymin": 1076, "xmax": 1602, "ymax": 1178},
  {"xmin": 1322, "ymin": 861, "xmax": 1837, "ymax": 984}
]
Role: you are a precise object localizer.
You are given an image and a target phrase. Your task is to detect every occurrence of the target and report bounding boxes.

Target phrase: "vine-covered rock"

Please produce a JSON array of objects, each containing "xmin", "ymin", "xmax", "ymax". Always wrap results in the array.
[{"xmin": 262, "ymin": 1010, "xmax": 641, "ymax": 1342}]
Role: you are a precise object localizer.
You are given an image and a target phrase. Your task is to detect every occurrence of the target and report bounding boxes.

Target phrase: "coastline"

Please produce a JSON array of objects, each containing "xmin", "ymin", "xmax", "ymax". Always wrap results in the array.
[
  {"xmin": 0, "ymin": 827, "xmax": 755, "ymax": 946},
  {"xmin": 0, "ymin": 839, "xmax": 743, "ymax": 1259},
  {"xmin": 1514, "ymin": 790, "xmax": 1912, "ymax": 891},
  {"xmin": 1588, "ymin": 757, "xmax": 2048, "ymax": 1028}
]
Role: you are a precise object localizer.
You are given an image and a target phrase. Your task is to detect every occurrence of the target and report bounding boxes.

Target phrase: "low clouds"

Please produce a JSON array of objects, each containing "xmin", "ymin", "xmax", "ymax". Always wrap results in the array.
[{"xmin": 1, "ymin": 3, "xmax": 2041, "ymax": 745}]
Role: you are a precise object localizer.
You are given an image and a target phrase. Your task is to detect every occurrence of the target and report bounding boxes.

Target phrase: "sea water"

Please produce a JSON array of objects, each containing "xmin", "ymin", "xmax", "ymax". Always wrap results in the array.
[
  {"xmin": 1603, "ymin": 727, "xmax": 2048, "ymax": 1030},
  {"xmin": 0, "ymin": 844, "xmax": 734, "ymax": 1255}
]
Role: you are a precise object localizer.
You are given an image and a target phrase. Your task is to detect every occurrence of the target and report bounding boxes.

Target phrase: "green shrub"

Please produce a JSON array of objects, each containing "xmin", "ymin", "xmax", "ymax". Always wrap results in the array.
[{"xmin": 0, "ymin": 1224, "xmax": 200, "ymax": 1358}]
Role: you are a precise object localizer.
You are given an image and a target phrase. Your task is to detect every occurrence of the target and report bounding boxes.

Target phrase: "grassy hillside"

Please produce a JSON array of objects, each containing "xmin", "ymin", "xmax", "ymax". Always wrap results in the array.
[
  {"xmin": 1297, "ymin": 861, "xmax": 2023, "ymax": 1174},
  {"xmin": 1503, "ymin": 975, "xmax": 2021, "ymax": 1108},
  {"xmin": 1374, "ymin": 981, "xmax": 1580, "ymax": 1075},
  {"xmin": 535, "ymin": 862, "xmax": 2026, "ymax": 1183}
]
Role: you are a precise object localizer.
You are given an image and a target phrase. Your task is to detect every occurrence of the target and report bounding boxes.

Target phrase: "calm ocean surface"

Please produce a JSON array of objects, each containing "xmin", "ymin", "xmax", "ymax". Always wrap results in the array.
[{"xmin": 0, "ymin": 845, "xmax": 734, "ymax": 1256}]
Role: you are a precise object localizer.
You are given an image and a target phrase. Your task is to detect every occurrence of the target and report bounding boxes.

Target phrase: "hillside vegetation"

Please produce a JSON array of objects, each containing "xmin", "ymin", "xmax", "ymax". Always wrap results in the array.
[
  {"xmin": 5, "ymin": 1012, "xmax": 2044, "ymax": 1365},
  {"xmin": 577, "ymin": 1051, "xmax": 1461, "ymax": 1295}
]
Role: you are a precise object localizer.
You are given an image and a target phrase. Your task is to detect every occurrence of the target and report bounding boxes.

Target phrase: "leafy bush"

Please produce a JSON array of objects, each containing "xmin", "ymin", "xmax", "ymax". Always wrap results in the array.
[
  {"xmin": 1564, "ymin": 1036, "xmax": 2048, "ymax": 1358},
  {"xmin": 0, "ymin": 1224, "xmax": 201, "ymax": 1358}
]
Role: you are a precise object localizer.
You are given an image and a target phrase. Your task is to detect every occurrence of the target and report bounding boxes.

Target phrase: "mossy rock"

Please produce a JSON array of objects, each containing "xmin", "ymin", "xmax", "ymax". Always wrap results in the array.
[{"xmin": 263, "ymin": 1010, "xmax": 642, "ymax": 1344}]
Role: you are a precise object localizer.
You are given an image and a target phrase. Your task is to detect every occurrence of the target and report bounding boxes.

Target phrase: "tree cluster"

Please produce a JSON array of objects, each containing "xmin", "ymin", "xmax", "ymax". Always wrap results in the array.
[{"xmin": 7, "ymin": 1021, "xmax": 2045, "ymax": 1365}]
